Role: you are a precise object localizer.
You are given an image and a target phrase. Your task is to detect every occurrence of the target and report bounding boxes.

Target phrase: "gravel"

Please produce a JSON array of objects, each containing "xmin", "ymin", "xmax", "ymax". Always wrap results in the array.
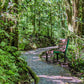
[{"xmin": 21, "ymin": 47, "xmax": 83, "ymax": 84}]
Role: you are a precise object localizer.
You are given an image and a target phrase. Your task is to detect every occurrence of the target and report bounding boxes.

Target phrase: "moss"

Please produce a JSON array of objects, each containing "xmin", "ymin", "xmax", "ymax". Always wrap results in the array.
[{"xmin": 27, "ymin": 66, "xmax": 39, "ymax": 84}]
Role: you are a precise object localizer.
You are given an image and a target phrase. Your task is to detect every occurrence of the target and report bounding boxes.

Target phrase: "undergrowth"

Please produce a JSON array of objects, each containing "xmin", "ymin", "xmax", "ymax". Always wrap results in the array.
[
  {"xmin": 67, "ymin": 34, "xmax": 84, "ymax": 79},
  {"xmin": 0, "ymin": 29, "xmax": 38, "ymax": 83},
  {"xmin": 0, "ymin": 46, "xmax": 34, "ymax": 84},
  {"xmin": 19, "ymin": 33, "xmax": 55, "ymax": 50}
]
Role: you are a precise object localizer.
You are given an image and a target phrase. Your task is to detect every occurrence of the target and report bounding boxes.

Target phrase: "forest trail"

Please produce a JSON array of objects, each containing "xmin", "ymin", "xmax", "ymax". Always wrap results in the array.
[{"xmin": 21, "ymin": 47, "xmax": 82, "ymax": 84}]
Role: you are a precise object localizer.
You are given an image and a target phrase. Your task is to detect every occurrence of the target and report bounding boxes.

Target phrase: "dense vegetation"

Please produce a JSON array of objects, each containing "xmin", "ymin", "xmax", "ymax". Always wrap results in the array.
[{"xmin": 0, "ymin": 0, "xmax": 84, "ymax": 83}]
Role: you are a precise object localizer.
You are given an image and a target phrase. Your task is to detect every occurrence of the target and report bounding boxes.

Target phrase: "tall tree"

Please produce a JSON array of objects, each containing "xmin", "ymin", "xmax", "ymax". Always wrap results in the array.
[
  {"xmin": 72, "ymin": 0, "xmax": 79, "ymax": 33},
  {"xmin": 64, "ymin": 0, "xmax": 83, "ymax": 34},
  {"xmin": 50, "ymin": 3, "xmax": 53, "ymax": 38},
  {"xmin": 33, "ymin": 0, "xmax": 36, "ymax": 34}
]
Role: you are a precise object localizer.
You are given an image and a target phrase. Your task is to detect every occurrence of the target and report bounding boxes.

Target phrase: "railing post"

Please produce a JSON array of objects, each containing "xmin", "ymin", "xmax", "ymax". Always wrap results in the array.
[
  {"xmin": 57, "ymin": 53, "xmax": 59, "ymax": 61},
  {"xmin": 64, "ymin": 52, "xmax": 66, "ymax": 63},
  {"xmin": 46, "ymin": 52, "xmax": 48, "ymax": 61}
]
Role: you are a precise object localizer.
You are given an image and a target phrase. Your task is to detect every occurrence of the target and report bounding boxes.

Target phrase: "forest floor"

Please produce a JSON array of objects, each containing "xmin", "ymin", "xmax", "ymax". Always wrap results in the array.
[{"xmin": 21, "ymin": 46, "xmax": 83, "ymax": 84}]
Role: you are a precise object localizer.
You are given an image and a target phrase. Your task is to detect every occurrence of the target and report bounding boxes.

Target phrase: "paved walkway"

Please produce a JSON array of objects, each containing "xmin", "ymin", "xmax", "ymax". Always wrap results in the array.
[{"xmin": 21, "ymin": 47, "xmax": 83, "ymax": 84}]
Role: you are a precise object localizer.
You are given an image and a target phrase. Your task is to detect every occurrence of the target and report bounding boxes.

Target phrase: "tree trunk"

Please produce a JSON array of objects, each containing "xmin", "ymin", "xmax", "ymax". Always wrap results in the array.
[
  {"xmin": 13, "ymin": 0, "xmax": 18, "ymax": 48},
  {"xmin": 64, "ymin": 0, "xmax": 79, "ymax": 34},
  {"xmin": 33, "ymin": 0, "xmax": 36, "ymax": 34},
  {"xmin": 72, "ymin": 0, "xmax": 79, "ymax": 33},
  {"xmin": 65, "ymin": 0, "xmax": 73, "ymax": 32},
  {"xmin": 50, "ymin": 5, "xmax": 52, "ymax": 38},
  {"xmin": 81, "ymin": 0, "xmax": 84, "ymax": 35},
  {"xmin": 39, "ymin": 10, "xmax": 41, "ymax": 31}
]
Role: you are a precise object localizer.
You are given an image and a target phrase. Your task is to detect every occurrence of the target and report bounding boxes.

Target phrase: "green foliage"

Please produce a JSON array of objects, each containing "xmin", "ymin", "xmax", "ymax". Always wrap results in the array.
[
  {"xmin": 0, "ymin": 47, "xmax": 34, "ymax": 83},
  {"xmin": 0, "ymin": 29, "xmax": 33, "ymax": 83},
  {"xmin": 19, "ymin": 0, "xmax": 84, "ymax": 79},
  {"xmin": 0, "ymin": 49, "xmax": 19, "ymax": 83},
  {"xmin": 67, "ymin": 34, "xmax": 84, "ymax": 77},
  {"xmin": 0, "ymin": 29, "xmax": 36, "ymax": 83},
  {"xmin": 0, "ymin": 0, "xmax": 38, "ymax": 83},
  {"xmin": 19, "ymin": 33, "xmax": 55, "ymax": 50},
  {"xmin": 18, "ymin": 0, "xmax": 67, "ymax": 50},
  {"xmin": 0, "ymin": 0, "xmax": 84, "ymax": 83}
]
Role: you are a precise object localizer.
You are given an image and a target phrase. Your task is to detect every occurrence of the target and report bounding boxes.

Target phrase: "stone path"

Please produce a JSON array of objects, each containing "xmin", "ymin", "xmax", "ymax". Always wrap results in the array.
[{"xmin": 21, "ymin": 46, "xmax": 83, "ymax": 84}]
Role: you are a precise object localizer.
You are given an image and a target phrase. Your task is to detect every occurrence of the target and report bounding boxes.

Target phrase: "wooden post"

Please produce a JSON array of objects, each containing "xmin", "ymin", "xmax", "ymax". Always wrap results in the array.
[
  {"xmin": 64, "ymin": 53, "xmax": 66, "ymax": 63},
  {"xmin": 53, "ymin": 53, "xmax": 55, "ymax": 63},
  {"xmin": 57, "ymin": 53, "xmax": 59, "ymax": 61},
  {"xmin": 46, "ymin": 52, "xmax": 48, "ymax": 61}
]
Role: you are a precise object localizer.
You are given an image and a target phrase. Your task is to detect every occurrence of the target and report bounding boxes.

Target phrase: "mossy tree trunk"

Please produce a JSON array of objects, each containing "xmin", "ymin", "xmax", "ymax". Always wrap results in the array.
[
  {"xmin": 72, "ymin": 0, "xmax": 79, "ymax": 33},
  {"xmin": 64, "ymin": 0, "xmax": 79, "ymax": 34},
  {"xmin": 65, "ymin": 0, "xmax": 73, "ymax": 32},
  {"xmin": 81, "ymin": 0, "xmax": 84, "ymax": 35},
  {"xmin": 13, "ymin": 0, "xmax": 18, "ymax": 48}
]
